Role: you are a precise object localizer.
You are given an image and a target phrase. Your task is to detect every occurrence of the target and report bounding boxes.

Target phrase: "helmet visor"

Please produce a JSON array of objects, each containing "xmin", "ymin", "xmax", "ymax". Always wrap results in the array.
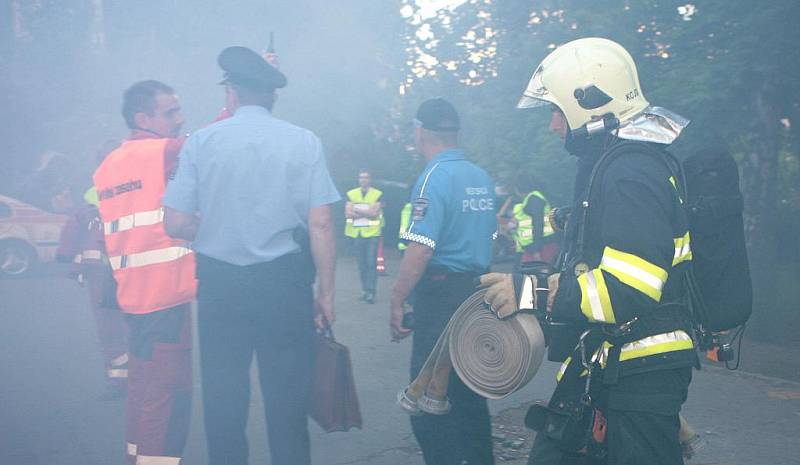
[
  {"xmin": 517, "ymin": 94, "xmax": 550, "ymax": 109},
  {"xmin": 516, "ymin": 65, "xmax": 554, "ymax": 109}
]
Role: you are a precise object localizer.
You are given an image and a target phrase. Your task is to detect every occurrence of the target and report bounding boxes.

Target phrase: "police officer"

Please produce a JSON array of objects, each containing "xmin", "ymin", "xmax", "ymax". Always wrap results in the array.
[
  {"xmin": 480, "ymin": 38, "xmax": 695, "ymax": 465},
  {"xmin": 390, "ymin": 98, "xmax": 497, "ymax": 465},
  {"xmin": 163, "ymin": 46, "xmax": 340, "ymax": 465}
]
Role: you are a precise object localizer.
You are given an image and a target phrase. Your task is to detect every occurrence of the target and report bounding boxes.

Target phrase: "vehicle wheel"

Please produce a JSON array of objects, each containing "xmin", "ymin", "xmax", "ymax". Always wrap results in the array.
[{"xmin": 0, "ymin": 241, "xmax": 37, "ymax": 278}]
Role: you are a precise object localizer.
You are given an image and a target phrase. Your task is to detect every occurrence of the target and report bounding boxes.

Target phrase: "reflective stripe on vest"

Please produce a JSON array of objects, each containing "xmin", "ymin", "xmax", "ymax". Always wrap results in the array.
[
  {"xmin": 345, "ymin": 187, "xmax": 383, "ymax": 238},
  {"xmin": 104, "ymin": 208, "xmax": 164, "ymax": 234},
  {"xmin": 109, "ymin": 246, "xmax": 192, "ymax": 270}
]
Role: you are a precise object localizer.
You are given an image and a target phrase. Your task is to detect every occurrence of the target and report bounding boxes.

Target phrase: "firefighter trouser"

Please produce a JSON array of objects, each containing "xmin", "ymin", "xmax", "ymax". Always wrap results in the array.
[
  {"xmin": 410, "ymin": 270, "xmax": 494, "ymax": 465},
  {"xmin": 86, "ymin": 269, "xmax": 128, "ymax": 383},
  {"xmin": 526, "ymin": 367, "xmax": 691, "ymax": 465},
  {"xmin": 125, "ymin": 304, "xmax": 192, "ymax": 465},
  {"xmin": 354, "ymin": 236, "xmax": 379, "ymax": 294},
  {"xmin": 196, "ymin": 253, "xmax": 315, "ymax": 465}
]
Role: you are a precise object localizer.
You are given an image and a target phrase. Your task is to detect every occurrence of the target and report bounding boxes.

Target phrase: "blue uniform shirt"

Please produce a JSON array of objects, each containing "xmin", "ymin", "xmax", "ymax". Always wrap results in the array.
[
  {"xmin": 163, "ymin": 105, "xmax": 341, "ymax": 266},
  {"xmin": 400, "ymin": 148, "xmax": 496, "ymax": 273}
]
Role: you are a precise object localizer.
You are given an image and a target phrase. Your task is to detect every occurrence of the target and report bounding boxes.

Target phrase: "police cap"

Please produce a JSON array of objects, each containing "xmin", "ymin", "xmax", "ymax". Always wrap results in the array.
[
  {"xmin": 217, "ymin": 46, "xmax": 287, "ymax": 91},
  {"xmin": 415, "ymin": 98, "xmax": 460, "ymax": 132}
]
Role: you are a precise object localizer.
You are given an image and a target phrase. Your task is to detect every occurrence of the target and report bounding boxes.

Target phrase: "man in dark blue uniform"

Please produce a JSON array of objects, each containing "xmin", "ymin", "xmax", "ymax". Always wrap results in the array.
[{"xmin": 389, "ymin": 98, "xmax": 497, "ymax": 465}]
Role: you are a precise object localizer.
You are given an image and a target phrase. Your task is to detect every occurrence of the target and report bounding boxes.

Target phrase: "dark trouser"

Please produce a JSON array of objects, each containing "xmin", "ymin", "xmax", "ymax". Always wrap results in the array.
[
  {"xmin": 410, "ymin": 270, "xmax": 494, "ymax": 465},
  {"xmin": 196, "ymin": 253, "xmax": 315, "ymax": 465},
  {"xmin": 354, "ymin": 236, "xmax": 379, "ymax": 294},
  {"xmin": 527, "ymin": 367, "xmax": 691, "ymax": 465},
  {"xmin": 86, "ymin": 267, "xmax": 128, "ymax": 383},
  {"xmin": 125, "ymin": 304, "xmax": 192, "ymax": 465}
]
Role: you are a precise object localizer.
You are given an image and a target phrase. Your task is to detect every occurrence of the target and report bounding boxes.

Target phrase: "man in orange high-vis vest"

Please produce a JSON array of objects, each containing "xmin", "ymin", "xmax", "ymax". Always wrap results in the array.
[{"xmin": 93, "ymin": 80, "xmax": 195, "ymax": 465}]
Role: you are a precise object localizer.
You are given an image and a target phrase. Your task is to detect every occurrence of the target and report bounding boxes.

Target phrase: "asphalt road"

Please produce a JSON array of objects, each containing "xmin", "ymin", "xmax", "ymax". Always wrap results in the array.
[{"xmin": 1, "ymin": 254, "xmax": 798, "ymax": 465}]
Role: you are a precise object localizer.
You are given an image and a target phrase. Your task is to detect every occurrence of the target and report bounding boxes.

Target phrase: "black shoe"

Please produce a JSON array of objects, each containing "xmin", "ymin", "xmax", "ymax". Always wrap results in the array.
[{"xmin": 366, "ymin": 292, "xmax": 376, "ymax": 304}]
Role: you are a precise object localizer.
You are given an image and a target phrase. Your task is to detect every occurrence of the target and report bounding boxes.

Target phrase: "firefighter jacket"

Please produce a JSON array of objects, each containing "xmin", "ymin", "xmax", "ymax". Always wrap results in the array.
[
  {"xmin": 93, "ymin": 138, "xmax": 197, "ymax": 314},
  {"xmin": 512, "ymin": 190, "xmax": 555, "ymax": 253},
  {"xmin": 344, "ymin": 187, "xmax": 383, "ymax": 238},
  {"xmin": 549, "ymin": 141, "xmax": 695, "ymax": 385}
]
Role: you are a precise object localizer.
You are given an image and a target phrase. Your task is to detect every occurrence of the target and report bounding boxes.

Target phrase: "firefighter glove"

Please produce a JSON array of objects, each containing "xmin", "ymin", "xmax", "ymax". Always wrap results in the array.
[{"xmin": 477, "ymin": 273, "xmax": 536, "ymax": 319}]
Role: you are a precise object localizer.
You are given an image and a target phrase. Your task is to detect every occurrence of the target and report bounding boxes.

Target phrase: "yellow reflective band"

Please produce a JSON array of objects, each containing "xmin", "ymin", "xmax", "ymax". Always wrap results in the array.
[
  {"xmin": 619, "ymin": 331, "xmax": 694, "ymax": 361},
  {"xmin": 111, "ymin": 353, "xmax": 129, "ymax": 367},
  {"xmin": 127, "ymin": 443, "xmax": 137, "ymax": 456},
  {"xmin": 600, "ymin": 247, "xmax": 667, "ymax": 302},
  {"xmin": 109, "ymin": 246, "xmax": 192, "ymax": 271},
  {"xmin": 556, "ymin": 356, "xmax": 570, "ymax": 382},
  {"xmin": 108, "ymin": 368, "xmax": 128, "ymax": 378},
  {"xmin": 578, "ymin": 269, "xmax": 616, "ymax": 323},
  {"xmin": 673, "ymin": 232, "xmax": 693, "ymax": 266},
  {"xmin": 669, "ymin": 176, "xmax": 684, "ymax": 204}
]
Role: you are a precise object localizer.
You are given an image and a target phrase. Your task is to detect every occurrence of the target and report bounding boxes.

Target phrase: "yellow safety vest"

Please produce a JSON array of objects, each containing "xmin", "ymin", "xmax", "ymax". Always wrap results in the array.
[
  {"xmin": 512, "ymin": 190, "xmax": 554, "ymax": 253},
  {"xmin": 398, "ymin": 202, "xmax": 412, "ymax": 251},
  {"xmin": 345, "ymin": 187, "xmax": 383, "ymax": 238}
]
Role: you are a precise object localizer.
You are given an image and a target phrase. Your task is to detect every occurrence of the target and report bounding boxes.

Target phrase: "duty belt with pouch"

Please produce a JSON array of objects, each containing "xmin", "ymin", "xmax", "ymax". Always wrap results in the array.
[{"xmin": 525, "ymin": 329, "xmax": 608, "ymax": 460}]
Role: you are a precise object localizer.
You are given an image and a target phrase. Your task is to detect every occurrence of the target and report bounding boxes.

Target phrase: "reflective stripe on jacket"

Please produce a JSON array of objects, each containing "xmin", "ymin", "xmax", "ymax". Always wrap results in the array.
[
  {"xmin": 344, "ymin": 187, "xmax": 383, "ymax": 238},
  {"xmin": 93, "ymin": 138, "xmax": 196, "ymax": 314}
]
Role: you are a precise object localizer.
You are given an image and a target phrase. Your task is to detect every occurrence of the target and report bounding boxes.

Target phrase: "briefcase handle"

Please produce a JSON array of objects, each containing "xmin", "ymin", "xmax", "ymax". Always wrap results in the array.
[{"xmin": 319, "ymin": 323, "xmax": 336, "ymax": 342}]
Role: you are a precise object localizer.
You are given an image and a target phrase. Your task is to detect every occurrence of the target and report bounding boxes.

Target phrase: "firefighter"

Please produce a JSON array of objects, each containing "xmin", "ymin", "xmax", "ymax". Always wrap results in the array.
[
  {"xmin": 57, "ymin": 181, "xmax": 128, "ymax": 401},
  {"xmin": 391, "ymin": 98, "xmax": 497, "ymax": 465},
  {"xmin": 93, "ymin": 80, "xmax": 195, "ymax": 465},
  {"xmin": 511, "ymin": 174, "xmax": 560, "ymax": 267},
  {"xmin": 163, "ymin": 46, "xmax": 339, "ymax": 465},
  {"xmin": 479, "ymin": 38, "xmax": 694, "ymax": 464},
  {"xmin": 345, "ymin": 169, "xmax": 384, "ymax": 303}
]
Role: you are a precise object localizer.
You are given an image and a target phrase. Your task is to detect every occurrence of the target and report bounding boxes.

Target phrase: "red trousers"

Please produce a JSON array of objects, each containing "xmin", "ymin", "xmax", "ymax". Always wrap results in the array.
[
  {"xmin": 86, "ymin": 270, "xmax": 128, "ymax": 384},
  {"xmin": 125, "ymin": 304, "xmax": 192, "ymax": 465}
]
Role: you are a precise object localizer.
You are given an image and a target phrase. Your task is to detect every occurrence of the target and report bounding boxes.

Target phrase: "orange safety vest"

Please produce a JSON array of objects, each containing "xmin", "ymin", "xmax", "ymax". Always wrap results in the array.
[{"xmin": 93, "ymin": 138, "xmax": 196, "ymax": 314}]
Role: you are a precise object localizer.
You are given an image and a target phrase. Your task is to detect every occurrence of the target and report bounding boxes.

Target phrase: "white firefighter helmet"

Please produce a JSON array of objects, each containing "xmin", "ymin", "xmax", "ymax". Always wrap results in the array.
[{"xmin": 517, "ymin": 37, "xmax": 649, "ymax": 132}]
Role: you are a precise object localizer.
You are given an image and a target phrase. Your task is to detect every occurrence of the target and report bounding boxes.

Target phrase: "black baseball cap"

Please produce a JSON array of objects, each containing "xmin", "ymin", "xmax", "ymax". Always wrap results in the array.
[
  {"xmin": 217, "ymin": 46, "xmax": 287, "ymax": 91},
  {"xmin": 415, "ymin": 98, "xmax": 460, "ymax": 132}
]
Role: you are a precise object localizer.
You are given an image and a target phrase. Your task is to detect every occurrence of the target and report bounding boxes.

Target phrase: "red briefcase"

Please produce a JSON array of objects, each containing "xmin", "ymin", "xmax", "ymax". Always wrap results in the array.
[{"xmin": 309, "ymin": 328, "xmax": 362, "ymax": 432}]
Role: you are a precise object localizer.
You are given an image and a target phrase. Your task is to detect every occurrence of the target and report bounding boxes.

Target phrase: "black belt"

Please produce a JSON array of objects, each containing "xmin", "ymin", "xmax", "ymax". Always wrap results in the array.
[{"xmin": 422, "ymin": 266, "xmax": 486, "ymax": 281}]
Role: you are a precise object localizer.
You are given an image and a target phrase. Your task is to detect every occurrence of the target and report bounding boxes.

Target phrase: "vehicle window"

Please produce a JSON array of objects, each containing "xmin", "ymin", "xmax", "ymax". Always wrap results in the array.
[{"xmin": 0, "ymin": 202, "xmax": 11, "ymax": 218}]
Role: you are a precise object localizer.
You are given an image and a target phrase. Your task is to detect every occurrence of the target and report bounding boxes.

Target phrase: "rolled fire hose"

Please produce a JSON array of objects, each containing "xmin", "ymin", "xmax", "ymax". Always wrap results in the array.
[{"xmin": 398, "ymin": 289, "xmax": 546, "ymax": 415}]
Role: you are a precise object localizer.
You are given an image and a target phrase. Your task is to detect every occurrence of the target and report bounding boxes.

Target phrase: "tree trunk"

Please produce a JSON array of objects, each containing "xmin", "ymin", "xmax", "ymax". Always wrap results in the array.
[{"xmin": 742, "ymin": 81, "xmax": 782, "ymax": 339}]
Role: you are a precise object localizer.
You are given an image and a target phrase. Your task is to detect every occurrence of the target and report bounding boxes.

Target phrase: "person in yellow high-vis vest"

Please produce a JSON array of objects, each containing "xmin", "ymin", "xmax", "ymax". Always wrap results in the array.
[
  {"xmin": 511, "ymin": 175, "xmax": 561, "ymax": 268},
  {"xmin": 345, "ymin": 169, "xmax": 384, "ymax": 303}
]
